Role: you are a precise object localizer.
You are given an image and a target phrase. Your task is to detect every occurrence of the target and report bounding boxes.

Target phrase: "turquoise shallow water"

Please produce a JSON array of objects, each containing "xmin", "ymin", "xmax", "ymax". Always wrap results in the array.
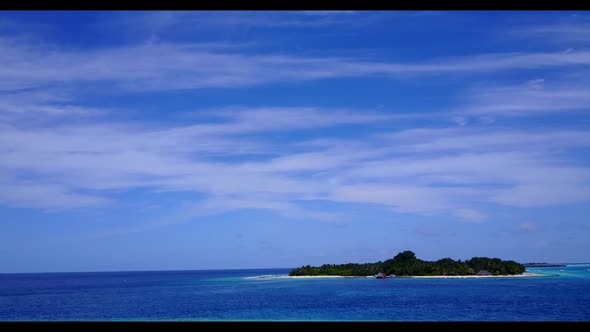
[{"xmin": 1, "ymin": 265, "xmax": 589, "ymax": 321}]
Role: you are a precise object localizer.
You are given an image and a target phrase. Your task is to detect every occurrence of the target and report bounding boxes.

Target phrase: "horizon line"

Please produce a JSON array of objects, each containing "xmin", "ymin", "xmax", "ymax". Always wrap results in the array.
[{"xmin": 2, "ymin": 263, "xmax": 590, "ymax": 275}]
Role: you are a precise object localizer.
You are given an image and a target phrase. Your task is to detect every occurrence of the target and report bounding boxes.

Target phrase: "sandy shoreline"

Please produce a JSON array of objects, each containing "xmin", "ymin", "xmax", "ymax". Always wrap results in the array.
[
  {"xmin": 408, "ymin": 272, "xmax": 542, "ymax": 279},
  {"xmin": 244, "ymin": 275, "xmax": 359, "ymax": 280},
  {"xmin": 245, "ymin": 272, "xmax": 543, "ymax": 280}
]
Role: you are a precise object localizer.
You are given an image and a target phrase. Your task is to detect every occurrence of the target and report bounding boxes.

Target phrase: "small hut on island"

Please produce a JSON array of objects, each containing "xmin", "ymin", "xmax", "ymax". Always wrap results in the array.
[{"xmin": 477, "ymin": 270, "xmax": 492, "ymax": 276}]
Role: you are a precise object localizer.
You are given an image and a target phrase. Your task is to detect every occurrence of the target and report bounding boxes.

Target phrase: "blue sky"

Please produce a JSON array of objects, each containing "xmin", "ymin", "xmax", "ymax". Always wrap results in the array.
[{"xmin": 1, "ymin": 11, "xmax": 590, "ymax": 273}]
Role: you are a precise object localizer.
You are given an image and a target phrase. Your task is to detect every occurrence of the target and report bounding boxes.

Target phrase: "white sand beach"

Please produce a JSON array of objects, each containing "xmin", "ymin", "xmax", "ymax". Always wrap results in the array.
[
  {"xmin": 244, "ymin": 275, "xmax": 359, "ymax": 280},
  {"xmin": 245, "ymin": 272, "xmax": 544, "ymax": 280},
  {"xmin": 408, "ymin": 272, "xmax": 542, "ymax": 279}
]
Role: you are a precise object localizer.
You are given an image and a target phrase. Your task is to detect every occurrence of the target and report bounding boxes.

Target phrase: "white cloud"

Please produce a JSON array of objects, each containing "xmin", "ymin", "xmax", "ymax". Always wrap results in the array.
[
  {"xmin": 299, "ymin": 11, "xmax": 358, "ymax": 16},
  {"xmin": 454, "ymin": 209, "xmax": 487, "ymax": 223},
  {"xmin": 2, "ymin": 22, "xmax": 590, "ymax": 227},
  {"xmin": 3, "ymin": 36, "xmax": 590, "ymax": 93},
  {"xmin": 110, "ymin": 11, "xmax": 374, "ymax": 34},
  {"xmin": 520, "ymin": 222, "xmax": 538, "ymax": 232},
  {"xmin": 452, "ymin": 116, "xmax": 468, "ymax": 126},
  {"xmin": 477, "ymin": 116, "xmax": 495, "ymax": 125},
  {"xmin": 326, "ymin": 184, "xmax": 458, "ymax": 215},
  {"xmin": 491, "ymin": 184, "xmax": 590, "ymax": 208},
  {"xmin": 381, "ymin": 128, "xmax": 590, "ymax": 153},
  {"xmin": 1, "ymin": 102, "xmax": 590, "ymax": 226},
  {"xmin": 0, "ymin": 106, "xmax": 393, "ymax": 210},
  {"xmin": 518, "ymin": 22, "xmax": 590, "ymax": 44},
  {"xmin": 0, "ymin": 90, "xmax": 109, "ymax": 117},
  {"xmin": 464, "ymin": 79, "xmax": 590, "ymax": 115},
  {"xmin": 0, "ymin": 183, "xmax": 108, "ymax": 210}
]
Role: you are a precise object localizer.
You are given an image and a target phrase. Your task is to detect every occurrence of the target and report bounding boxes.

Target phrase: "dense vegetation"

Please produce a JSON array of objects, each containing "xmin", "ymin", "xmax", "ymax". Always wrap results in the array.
[{"xmin": 289, "ymin": 250, "xmax": 525, "ymax": 277}]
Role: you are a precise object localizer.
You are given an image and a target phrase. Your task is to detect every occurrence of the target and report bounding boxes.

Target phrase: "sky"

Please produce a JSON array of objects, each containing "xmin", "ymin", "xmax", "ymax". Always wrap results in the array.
[{"xmin": 1, "ymin": 11, "xmax": 590, "ymax": 273}]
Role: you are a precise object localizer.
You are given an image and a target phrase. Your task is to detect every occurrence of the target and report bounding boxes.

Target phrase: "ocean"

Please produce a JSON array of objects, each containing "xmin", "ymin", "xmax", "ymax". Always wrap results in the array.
[{"xmin": 1, "ymin": 264, "xmax": 589, "ymax": 321}]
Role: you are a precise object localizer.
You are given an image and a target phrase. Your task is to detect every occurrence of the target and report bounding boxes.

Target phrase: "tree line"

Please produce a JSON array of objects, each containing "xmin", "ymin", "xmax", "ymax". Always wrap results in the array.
[{"xmin": 289, "ymin": 250, "xmax": 525, "ymax": 276}]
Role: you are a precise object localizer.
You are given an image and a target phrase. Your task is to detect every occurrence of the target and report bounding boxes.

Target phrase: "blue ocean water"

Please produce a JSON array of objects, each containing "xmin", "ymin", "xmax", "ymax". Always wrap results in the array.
[{"xmin": 1, "ymin": 265, "xmax": 589, "ymax": 321}]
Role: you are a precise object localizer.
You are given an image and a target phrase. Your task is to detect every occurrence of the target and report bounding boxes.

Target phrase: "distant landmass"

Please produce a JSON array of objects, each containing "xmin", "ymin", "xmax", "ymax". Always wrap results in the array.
[
  {"xmin": 523, "ymin": 262, "xmax": 567, "ymax": 267},
  {"xmin": 289, "ymin": 250, "xmax": 526, "ymax": 277}
]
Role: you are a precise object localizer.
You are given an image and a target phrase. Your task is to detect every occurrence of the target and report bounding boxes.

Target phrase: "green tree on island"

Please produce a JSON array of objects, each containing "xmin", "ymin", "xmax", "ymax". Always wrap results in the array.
[{"xmin": 289, "ymin": 250, "xmax": 525, "ymax": 277}]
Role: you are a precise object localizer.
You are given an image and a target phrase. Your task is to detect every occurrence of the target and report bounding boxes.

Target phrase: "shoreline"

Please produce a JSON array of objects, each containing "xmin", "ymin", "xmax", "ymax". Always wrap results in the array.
[
  {"xmin": 245, "ymin": 272, "xmax": 544, "ymax": 280},
  {"xmin": 244, "ymin": 275, "xmax": 358, "ymax": 280},
  {"xmin": 407, "ymin": 272, "xmax": 542, "ymax": 279}
]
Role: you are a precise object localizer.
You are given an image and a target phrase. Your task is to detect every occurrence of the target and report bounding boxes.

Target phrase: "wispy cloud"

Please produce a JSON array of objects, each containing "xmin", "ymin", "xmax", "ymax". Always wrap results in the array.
[
  {"xmin": 117, "ymin": 11, "xmax": 373, "ymax": 32},
  {"xmin": 3, "ymin": 36, "xmax": 590, "ymax": 94},
  {"xmin": 454, "ymin": 209, "xmax": 487, "ymax": 223},
  {"xmin": 0, "ymin": 182, "xmax": 109, "ymax": 210},
  {"xmin": 299, "ymin": 11, "xmax": 359, "ymax": 16},
  {"xmin": 0, "ymin": 106, "xmax": 393, "ymax": 211},
  {"xmin": 2, "ymin": 15, "xmax": 590, "ymax": 235},
  {"xmin": 520, "ymin": 222, "xmax": 539, "ymax": 232},
  {"xmin": 0, "ymin": 90, "xmax": 109, "ymax": 118},
  {"xmin": 3, "ymin": 101, "xmax": 589, "ymax": 227},
  {"xmin": 518, "ymin": 22, "xmax": 590, "ymax": 44},
  {"xmin": 379, "ymin": 127, "xmax": 590, "ymax": 153},
  {"xmin": 463, "ymin": 78, "xmax": 590, "ymax": 115},
  {"xmin": 452, "ymin": 116, "xmax": 468, "ymax": 126}
]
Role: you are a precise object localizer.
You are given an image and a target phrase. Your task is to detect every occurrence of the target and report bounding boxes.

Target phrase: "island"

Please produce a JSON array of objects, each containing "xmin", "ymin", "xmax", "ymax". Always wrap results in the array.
[
  {"xmin": 289, "ymin": 250, "xmax": 526, "ymax": 277},
  {"xmin": 523, "ymin": 262, "xmax": 567, "ymax": 267}
]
